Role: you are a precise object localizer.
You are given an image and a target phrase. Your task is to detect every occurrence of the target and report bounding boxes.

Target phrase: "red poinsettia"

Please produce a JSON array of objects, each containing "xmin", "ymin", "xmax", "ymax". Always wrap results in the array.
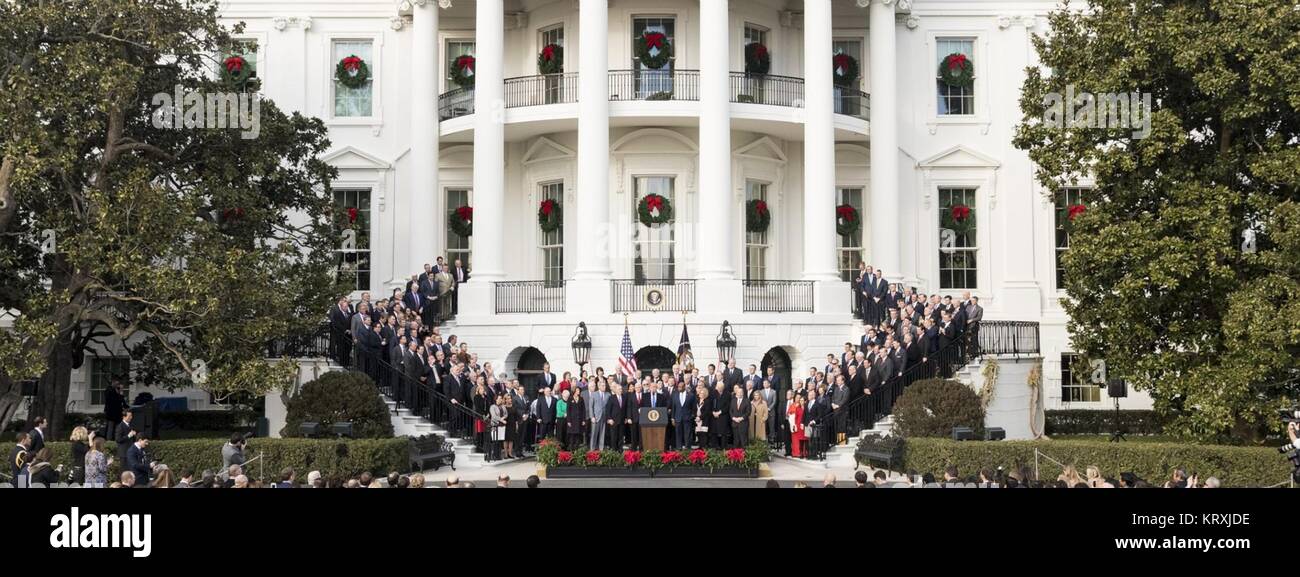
[
  {"xmin": 623, "ymin": 450, "xmax": 642, "ymax": 466},
  {"xmin": 223, "ymin": 56, "xmax": 246, "ymax": 75},
  {"xmin": 644, "ymin": 32, "xmax": 666, "ymax": 50},
  {"xmin": 456, "ymin": 54, "xmax": 476, "ymax": 72},
  {"xmin": 836, "ymin": 204, "xmax": 857, "ymax": 222},
  {"xmin": 945, "ymin": 53, "xmax": 969, "ymax": 71},
  {"xmin": 1067, "ymin": 204, "xmax": 1087, "ymax": 221},
  {"xmin": 754, "ymin": 200, "xmax": 769, "ymax": 216},
  {"xmin": 725, "ymin": 448, "xmax": 746, "ymax": 463},
  {"xmin": 539, "ymin": 438, "xmax": 556, "ymax": 448},
  {"xmin": 950, "ymin": 204, "xmax": 971, "ymax": 222},
  {"xmin": 341, "ymin": 55, "xmax": 363, "ymax": 73},
  {"xmin": 585, "ymin": 450, "xmax": 601, "ymax": 465},
  {"xmin": 541, "ymin": 44, "xmax": 558, "ymax": 61},
  {"xmin": 834, "ymin": 54, "xmax": 853, "ymax": 73},
  {"xmin": 455, "ymin": 206, "xmax": 474, "ymax": 221},
  {"xmin": 688, "ymin": 449, "xmax": 708, "ymax": 465},
  {"xmin": 540, "ymin": 199, "xmax": 557, "ymax": 216},
  {"xmin": 645, "ymin": 194, "xmax": 665, "ymax": 211},
  {"xmin": 347, "ymin": 207, "xmax": 359, "ymax": 224},
  {"xmin": 661, "ymin": 451, "xmax": 682, "ymax": 464}
]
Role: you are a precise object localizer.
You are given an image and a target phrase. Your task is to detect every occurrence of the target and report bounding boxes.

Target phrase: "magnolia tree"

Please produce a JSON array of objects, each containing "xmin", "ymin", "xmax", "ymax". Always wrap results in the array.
[
  {"xmin": 1015, "ymin": 0, "xmax": 1300, "ymax": 442},
  {"xmin": 0, "ymin": 1, "xmax": 342, "ymax": 432}
]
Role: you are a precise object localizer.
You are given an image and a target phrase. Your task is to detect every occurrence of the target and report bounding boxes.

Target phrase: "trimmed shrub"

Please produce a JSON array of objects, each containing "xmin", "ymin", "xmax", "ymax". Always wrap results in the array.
[
  {"xmin": 895, "ymin": 438, "xmax": 1293, "ymax": 488},
  {"xmin": 282, "ymin": 370, "xmax": 393, "ymax": 439},
  {"xmin": 893, "ymin": 379, "xmax": 985, "ymax": 438},
  {"xmin": 1046, "ymin": 409, "xmax": 1168, "ymax": 436},
  {"xmin": 44, "ymin": 438, "xmax": 411, "ymax": 483}
]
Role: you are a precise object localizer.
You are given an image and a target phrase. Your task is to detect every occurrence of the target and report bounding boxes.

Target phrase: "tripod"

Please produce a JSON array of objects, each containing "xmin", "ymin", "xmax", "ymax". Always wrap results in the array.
[{"xmin": 1108, "ymin": 397, "xmax": 1126, "ymax": 442}]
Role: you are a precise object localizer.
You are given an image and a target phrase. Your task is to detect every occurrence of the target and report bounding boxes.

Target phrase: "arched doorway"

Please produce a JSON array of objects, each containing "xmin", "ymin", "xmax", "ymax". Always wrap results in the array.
[
  {"xmin": 760, "ymin": 347, "xmax": 794, "ymax": 401},
  {"xmin": 511, "ymin": 347, "xmax": 548, "ymax": 397},
  {"xmin": 634, "ymin": 346, "xmax": 676, "ymax": 378}
]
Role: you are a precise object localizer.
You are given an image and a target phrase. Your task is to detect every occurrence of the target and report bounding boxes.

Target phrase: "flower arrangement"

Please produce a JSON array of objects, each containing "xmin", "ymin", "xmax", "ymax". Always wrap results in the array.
[{"xmin": 536, "ymin": 439, "xmax": 770, "ymax": 473}]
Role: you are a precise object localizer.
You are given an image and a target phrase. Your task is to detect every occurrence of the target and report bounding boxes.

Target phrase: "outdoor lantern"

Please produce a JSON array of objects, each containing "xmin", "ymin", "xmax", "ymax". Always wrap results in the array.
[
  {"xmin": 716, "ymin": 321, "xmax": 737, "ymax": 363},
  {"xmin": 571, "ymin": 321, "xmax": 592, "ymax": 368}
]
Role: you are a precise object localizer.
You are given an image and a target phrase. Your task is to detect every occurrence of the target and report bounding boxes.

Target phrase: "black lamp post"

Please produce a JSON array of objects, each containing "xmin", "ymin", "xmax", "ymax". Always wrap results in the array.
[
  {"xmin": 571, "ymin": 321, "xmax": 592, "ymax": 373},
  {"xmin": 716, "ymin": 320, "xmax": 737, "ymax": 364}
]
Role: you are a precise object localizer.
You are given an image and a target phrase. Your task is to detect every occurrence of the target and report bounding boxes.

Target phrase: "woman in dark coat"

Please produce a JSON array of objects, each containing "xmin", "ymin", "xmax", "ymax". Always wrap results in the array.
[
  {"xmin": 566, "ymin": 389, "xmax": 587, "ymax": 451},
  {"xmin": 471, "ymin": 379, "xmax": 491, "ymax": 453},
  {"xmin": 70, "ymin": 427, "xmax": 90, "ymax": 484}
]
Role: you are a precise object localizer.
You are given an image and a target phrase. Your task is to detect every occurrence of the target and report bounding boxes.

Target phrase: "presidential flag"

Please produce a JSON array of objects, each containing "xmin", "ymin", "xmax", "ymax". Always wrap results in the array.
[
  {"xmin": 677, "ymin": 323, "xmax": 694, "ymax": 369},
  {"xmin": 618, "ymin": 326, "xmax": 638, "ymax": 379}
]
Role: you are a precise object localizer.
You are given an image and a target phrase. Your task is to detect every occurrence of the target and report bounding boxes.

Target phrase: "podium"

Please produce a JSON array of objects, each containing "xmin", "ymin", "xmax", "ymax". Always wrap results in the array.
[{"xmin": 638, "ymin": 407, "xmax": 669, "ymax": 453}]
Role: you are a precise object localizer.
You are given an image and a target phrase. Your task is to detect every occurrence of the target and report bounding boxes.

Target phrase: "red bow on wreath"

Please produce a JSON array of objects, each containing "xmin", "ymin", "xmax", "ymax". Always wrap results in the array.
[
  {"xmin": 755, "ymin": 200, "xmax": 769, "ymax": 215},
  {"xmin": 646, "ymin": 195, "xmax": 664, "ymax": 211},
  {"xmin": 644, "ymin": 32, "xmax": 666, "ymax": 50},
  {"xmin": 541, "ymin": 44, "xmax": 557, "ymax": 61},
  {"xmin": 752, "ymin": 44, "xmax": 768, "ymax": 59},
  {"xmin": 834, "ymin": 54, "xmax": 853, "ymax": 73},
  {"xmin": 222, "ymin": 207, "xmax": 245, "ymax": 221},
  {"xmin": 342, "ymin": 56, "xmax": 363, "ymax": 73},
  {"xmin": 946, "ymin": 53, "xmax": 968, "ymax": 71},
  {"xmin": 951, "ymin": 205, "xmax": 972, "ymax": 221},
  {"xmin": 223, "ymin": 56, "xmax": 245, "ymax": 74},
  {"xmin": 456, "ymin": 206, "xmax": 474, "ymax": 221},
  {"xmin": 540, "ymin": 199, "xmax": 556, "ymax": 216},
  {"xmin": 1067, "ymin": 204, "xmax": 1086, "ymax": 221},
  {"xmin": 347, "ymin": 207, "xmax": 359, "ymax": 224},
  {"xmin": 836, "ymin": 205, "xmax": 857, "ymax": 221},
  {"xmin": 457, "ymin": 55, "xmax": 476, "ymax": 71}
]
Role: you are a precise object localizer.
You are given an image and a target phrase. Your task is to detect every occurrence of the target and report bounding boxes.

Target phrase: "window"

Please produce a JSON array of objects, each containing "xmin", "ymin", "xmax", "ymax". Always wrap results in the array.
[
  {"xmin": 539, "ymin": 181, "xmax": 564, "ymax": 286},
  {"xmin": 1055, "ymin": 187, "xmax": 1087, "ymax": 290},
  {"xmin": 938, "ymin": 187, "xmax": 977, "ymax": 289},
  {"xmin": 632, "ymin": 17, "xmax": 676, "ymax": 98},
  {"xmin": 837, "ymin": 187, "xmax": 864, "ymax": 282},
  {"xmin": 632, "ymin": 176, "xmax": 675, "ymax": 282},
  {"xmin": 224, "ymin": 39, "xmax": 258, "ymax": 81},
  {"xmin": 90, "ymin": 358, "xmax": 130, "ymax": 406},
  {"xmin": 334, "ymin": 188, "xmax": 371, "ymax": 291},
  {"xmin": 833, "ymin": 39, "xmax": 864, "ymax": 115},
  {"xmin": 446, "ymin": 188, "xmax": 472, "ymax": 269},
  {"xmin": 446, "ymin": 39, "xmax": 476, "ymax": 88},
  {"xmin": 333, "ymin": 40, "xmax": 373, "ymax": 117},
  {"xmin": 744, "ymin": 24, "xmax": 768, "ymax": 48},
  {"xmin": 538, "ymin": 26, "xmax": 565, "ymax": 104},
  {"xmin": 745, "ymin": 181, "xmax": 769, "ymax": 281},
  {"xmin": 1060, "ymin": 353, "xmax": 1101, "ymax": 403},
  {"xmin": 936, "ymin": 38, "xmax": 975, "ymax": 116}
]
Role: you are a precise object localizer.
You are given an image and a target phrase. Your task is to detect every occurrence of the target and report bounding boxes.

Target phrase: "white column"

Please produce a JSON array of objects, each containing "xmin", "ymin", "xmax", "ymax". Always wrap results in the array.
[
  {"xmin": 696, "ymin": 0, "xmax": 734, "ymax": 280},
  {"xmin": 869, "ymin": 0, "xmax": 900, "ymax": 280},
  {"xmin": 471, "ymin": 0, "xmax": 505, "ymax": 281},
  {"xmin": 802, "ymin": 0, "xmax": 838, "ymax": 282},
  {"xmin": 573, "ymin": 0, "xmax": 611, "ymax": 281},
  {"xmin": 408, "ymin": 0, "xmax": 439, "ymax": 277}
]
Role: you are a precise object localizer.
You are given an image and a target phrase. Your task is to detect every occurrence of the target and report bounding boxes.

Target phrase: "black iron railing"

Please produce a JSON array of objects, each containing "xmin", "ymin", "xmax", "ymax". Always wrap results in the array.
[
  {"xmin": 730, "ymin": 72, "xmax": 804, "ymax": 108},
  {"xmin": 504, "ymin": 72, "xmax": 579, "ymax": 108},
  {"xmin": 438, "ymin": 88, "xmax": 475, "ymax": 120},
  {"xmin": 977, "ymin": 320, "xmax": 1040, "ymax": 357},
  {"xmin": 611, "ymin": 279, "xmax": 696, "ymax": 312},
  {"xmin": 742, "ymin": 280, "xmax": 814, "ymax": 313},
  {"xmin": 834, "ymin": 86, "xmax": 871, "ymax": 120},
  {"xmin": 265, "ymin": 322, "xmax": 331, "ymax": 359},
  {"xmin": 495, "ymin": 281, "xmax": 566, "ymax": 314},
  {"xmin": 608, "ymin": 69, "xmax": 700, "ymax": 102}
]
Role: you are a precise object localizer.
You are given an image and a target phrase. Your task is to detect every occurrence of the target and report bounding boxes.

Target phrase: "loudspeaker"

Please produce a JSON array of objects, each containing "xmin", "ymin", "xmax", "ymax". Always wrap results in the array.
[
  {"xmin": 332, "ymin": 421, "xmax": 354, "ymax": 438},
  {"xmin": 300, "ymin": 422, "xmax": 322, "ymax": 437},
  {"xmin": 19, "ymin": 380, "xmax": 37, "ymax": 396},
  {"xmin": 952, "ymin": 426, "xmax": 974, "ymax": 441},
  {"xmin": 130, "ymin": 402, "xmax": 161, "ymax": 440},
  {"xmin": 256, "ymin": 417, "xmax": 270, "ymax": 438},
  {"xmin": 984, "ymin": 427, "xmax": 1006, "ymax": 441},
  {"xmin": 1107, "ymin": 379, "xmax": 1127, "ymax": 399}
]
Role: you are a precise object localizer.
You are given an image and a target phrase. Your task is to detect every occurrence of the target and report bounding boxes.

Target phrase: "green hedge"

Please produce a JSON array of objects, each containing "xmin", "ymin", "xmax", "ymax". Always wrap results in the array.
[
  {"xmin": 44, "ymin": 437, "xmax": 411, "ymax": 483},
  {"xmin": 890, "ymin": 438, "xmax": 1293, "ymax": 488},
  {"xmin": 1045, "ymin": 409, "xmax": 1168, "ymax": 436}
]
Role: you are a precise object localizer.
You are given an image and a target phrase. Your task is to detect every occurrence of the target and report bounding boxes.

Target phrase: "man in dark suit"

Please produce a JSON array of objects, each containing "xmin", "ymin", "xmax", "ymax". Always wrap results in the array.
[
  {"xmin": 729, "ymin": 385, "xmax": 751, "ymax": 448},
  {"xmin": 938, "ymin": 311, "xmax": 957, "ymax": 377},
  {"xmin": 605, "ymin": 383, "xmax": 627, "ymax": 450},
  {"xmin": 709, "ymin": 381, "xmax": 730, "ymax": 449},
  {"xmin": 26, "ymin": 416, "xmax": 46, "ymax": 455},
  {"xmin": 669, "ymin": 380, "xmax": 695, "ymax": 449},
  {"xmin": 538, "ymin": 363, "xmax": 557, "ymax": 396},
  {"xmin": 329, "ymin": 296, "xmax": 353, "ymax": 366},
  {"xmin": 965, "ymin": 295, "xmax": 984, "ymax": 356},
  {"xmin": 846, "ymin": 363, "xmax": 864, "ymax": 404},
  {"xmin": 126, "ymin": 436, "xmax": 152, "ymax": 486},
  {"xmin": 115, "ymin": 411, "xmax": 137, "ymax": 464},
  {"xmin": 9, "ymin": 433, "xmax": 31, "ymax": 486},
  {"xmin": 744, "ymin": 364, "xmax": 763, "ymax": 395},
  {"xmin": 418, "ymin": 263, "xmax": 436, "ymax": 289},
  {"xmin": 103, "ymin": 378, "xmax": 128, "ymax": 437},
  {"xmin": 859, "ymin": 265, "xmax": 877, "ymax": 325},
  {"xmin": 450, "ymin": 258, "xmax": 470, "ymax": 315},
  {"xmin": 444, "ymin": 363, "xmax": 466, "ymax": 432},
  {"xmin": 418, "ymin": 272, "xmax": 440, "ymax": 327},
  {"xmin": 830, "ymin": 376, "xmax": 850, "ymax": 445},
  {"xmin": 722, "ymin": 359, "xmax": 743, "ymax": 389},
  {"xmin": 535, "ymin": 386, "xmax": 557, "ymax": 440}
]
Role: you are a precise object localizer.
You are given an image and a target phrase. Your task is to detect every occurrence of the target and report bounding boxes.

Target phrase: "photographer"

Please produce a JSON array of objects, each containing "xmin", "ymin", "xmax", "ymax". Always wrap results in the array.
[{"xmin": 220, "ymin": 433, "xmax": 247, "ymax": 481}]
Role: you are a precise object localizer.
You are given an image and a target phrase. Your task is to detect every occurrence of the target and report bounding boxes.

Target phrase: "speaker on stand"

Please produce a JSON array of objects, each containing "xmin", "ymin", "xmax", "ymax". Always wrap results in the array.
[{"xmin": 1106, "ymin": 379, "xmax": 1127, "ymax": 442}]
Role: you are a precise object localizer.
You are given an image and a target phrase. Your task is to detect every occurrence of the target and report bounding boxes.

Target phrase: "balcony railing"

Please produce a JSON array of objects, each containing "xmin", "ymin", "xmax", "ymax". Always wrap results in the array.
[
  {"xmin": 438, "ymin": 87, "xmax": 474, "ymax": 120},
  {"xmin": 265, "ymin": 322, "xmax": 331, "ymax": 359},
  {"xmin": 742, "ymin": 280, "xmax": 814, "ymax": 313},
  {"xmin": 611, "ymin": 279, "xmax": 696, "ymax": 313},
  {"xmin": 608, "ymin": 69, "xmax": 699, "ymax": 102},
  {"xmin": 834, "ymin": 86, "xmax": 871, "ymax": 119},
  {"xmin": 730, "ymin": 72, "xmax": 804, "ymax": 108},
  {"xmin": 494, "ymin": 281, "xmax": 566, "ymax": 314},
  {"xmin": 978, "ymin": 320, "xmax": 1041, "ymax": 357},
  {"xmin": 504, "ymin": 72, "xmax": 579, "ymax": 108}
]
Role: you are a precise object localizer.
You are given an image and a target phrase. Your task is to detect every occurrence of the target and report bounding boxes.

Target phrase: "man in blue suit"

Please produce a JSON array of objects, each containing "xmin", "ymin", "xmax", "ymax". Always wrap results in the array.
[
  {"xmin": 669, "ymin": 379, "xmax": 695, "ymax": 449},
  {"xmin": 126, "ymin": 436, "xmax": 152, "ymax": 487}
]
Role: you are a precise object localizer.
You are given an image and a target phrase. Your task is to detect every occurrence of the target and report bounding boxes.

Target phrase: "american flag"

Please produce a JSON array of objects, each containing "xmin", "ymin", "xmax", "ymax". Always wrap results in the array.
[{"xmin": 618, "ymin": 326, "xmax": 638, "ymax": 379}]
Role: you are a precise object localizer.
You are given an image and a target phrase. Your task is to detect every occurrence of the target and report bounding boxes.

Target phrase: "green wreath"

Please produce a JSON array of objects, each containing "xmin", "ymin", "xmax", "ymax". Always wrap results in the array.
[
  {"xmin": 335, "ymin": 55, "xmax": 371, "ymax": 89},
  {"xmin": 938, "ymin": 53, "xmax": 974, "ymax": 89},
  {"xmin": 538, "ymin": 199, "xmax": 562, "ymax": 233},
  {"xmin": 538, "ymin": 43, "xmax": 564, "ymax": 75},
  {"xmin": 833, "ymin": 53, "xmax": 860, "ymax": 88},
  {"xmin": 635, "ymin": 31, "xmax": 673, "ymax": 70},
  {"xmin": 451, "ymin": 54, "xmax": 476, "ymax": 88},
  {"xmin": 836, "ymin": 204, "xmax": 860, "ymax": 237},
  {"xmin": 746, "ymin": 199, "xmax": 771, "ymax": 233},
  {"xmin": 941, "ymin": 203, "xmax": 977, "ymax": 238},
  {"xmin": 744, "ymin": 43, "xmax": 771, "ymax": 76},
  {"xmin": 449, "ymin": 205, "xmax": 473, "ymax": 237},
  {"xmin": 221, "ymin": 55, "xmax": 253, "ymax": 86},
  {"xmin": 637, "ymin": 194, "xmax": 673, "ymax": 227}
]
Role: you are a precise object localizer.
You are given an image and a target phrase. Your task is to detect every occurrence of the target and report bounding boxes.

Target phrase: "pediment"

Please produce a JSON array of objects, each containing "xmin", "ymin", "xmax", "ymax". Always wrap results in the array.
[
  {"xmin": 320, "ymin": 146, "xmax": 390, "ymax": 170},
  {"xmin": 734, "ymin": 136, "xmax": 787, "ymax": 164},
  {"xmin": 522, "ymin": 136, "xmax": 575, "ymax": 164},
  {"xmin": 917, "ymin": 145, "xmax": 1001, "ymax": 169}
]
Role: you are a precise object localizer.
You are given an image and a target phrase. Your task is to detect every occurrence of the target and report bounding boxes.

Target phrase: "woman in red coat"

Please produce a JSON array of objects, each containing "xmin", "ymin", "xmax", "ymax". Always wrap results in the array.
[{"xmin": 787, "ymin": 394, "xmax": 806, "ymax": 458}]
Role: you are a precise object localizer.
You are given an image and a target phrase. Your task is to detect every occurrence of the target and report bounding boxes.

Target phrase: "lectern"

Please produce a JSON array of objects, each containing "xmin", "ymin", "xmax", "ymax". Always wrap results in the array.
[{"xmin": 639, "ymin": 407, "xmax": 669, "ymax": 453}]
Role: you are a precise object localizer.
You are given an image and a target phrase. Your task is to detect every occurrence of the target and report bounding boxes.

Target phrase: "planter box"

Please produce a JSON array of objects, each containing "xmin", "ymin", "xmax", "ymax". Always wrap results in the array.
[
  {"xmin": 545, "ymin": 466, "xmax": 759, "ymax": 479},
  {"xmin": 545, "ymin": 467, "xmax": 650, "ymax": 479},
  {"xmin": 653, "ymin": 465, "xmax": 759, "ymax": 479}
]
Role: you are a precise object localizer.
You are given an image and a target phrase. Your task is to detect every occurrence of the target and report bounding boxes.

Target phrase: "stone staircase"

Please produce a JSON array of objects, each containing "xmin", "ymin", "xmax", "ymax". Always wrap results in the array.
[{"xmin": 383, "ymin": 397, "xmax": 488, "ymax": 468}]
